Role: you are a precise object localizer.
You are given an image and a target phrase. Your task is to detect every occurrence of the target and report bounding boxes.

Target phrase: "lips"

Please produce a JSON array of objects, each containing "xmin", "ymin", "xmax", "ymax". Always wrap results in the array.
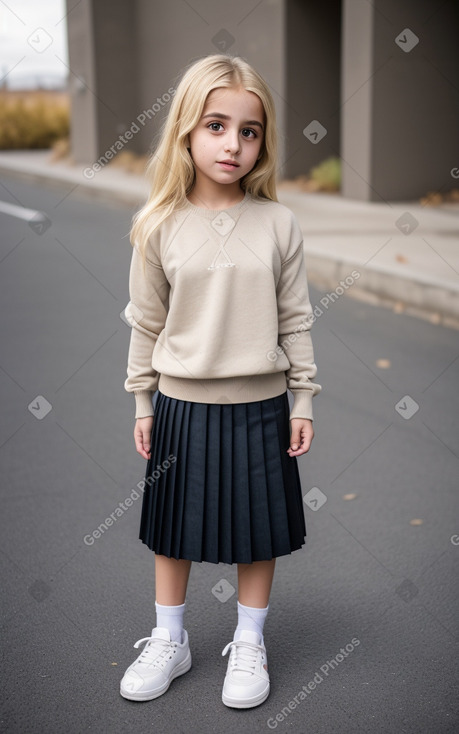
[{"xmin": 218, "ymin": 160, "xmax": 239, "ymax": 167}]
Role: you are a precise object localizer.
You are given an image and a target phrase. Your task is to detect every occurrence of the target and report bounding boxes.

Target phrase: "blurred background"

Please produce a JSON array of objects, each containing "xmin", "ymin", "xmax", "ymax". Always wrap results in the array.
[
  {"xmin": 0, "ymin": 0, "xmax": 68, "ymax": 151},
  {"xmin": 1, "ymin": 0, "xmax": 458, "ymax": 202}
]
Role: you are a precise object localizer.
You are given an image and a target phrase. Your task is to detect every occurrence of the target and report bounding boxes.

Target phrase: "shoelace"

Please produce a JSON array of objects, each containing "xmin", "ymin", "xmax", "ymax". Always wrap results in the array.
[
  {"xmin": 221, "ymin": 639, "xmax": 265, "ymax": 674},
  {"xmin": 133, "ymin": 635, "xmax": 177, "ymax": 669}
]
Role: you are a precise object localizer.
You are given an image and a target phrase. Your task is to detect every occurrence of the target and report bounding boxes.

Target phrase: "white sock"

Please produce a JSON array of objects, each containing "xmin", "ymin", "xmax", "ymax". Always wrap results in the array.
[
  {"xmin": 234, "ymin": 601, "xmax": 269, "ymax": 645},
  {"xmin": 155, "ymin": 600, "xmax": 186, "ymax": 643}
]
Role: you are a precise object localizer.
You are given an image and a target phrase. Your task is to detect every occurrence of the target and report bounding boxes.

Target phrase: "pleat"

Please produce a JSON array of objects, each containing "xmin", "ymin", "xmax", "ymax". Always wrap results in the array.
[
  {"xmin": 219, "ymin": 403, "xmax": 233, "ymax": 561},
  {"xmin": 230, "ymin": 402, "xmax": 252, "ymax": 562},
  {"xmin": 271, "ymin": 394, "xmax": 306, "ymax": 552},
  {"xmin": 168, "ymin": 399, "xmax": 188, "ymax": 558},
  {"xmin": 260, "ymin": 397, "xmax": 291, "ymax": 557},
  {"xmin": 246, "ymin": 399, "xmax": 273, "ymax": 560},
  {"xmin": 156, "ymin": 396, "xmax": 181, "ymax": 556},
  {"xmin": 181, "ymin": 401, "xmax": 208, "ymax": 560},
  {"xmin": 201, "ymin": 404, "xmax": 220, "ymax": 563},
  {"xmin": 150, "ymin": 394, "xmax": 171, "ymax": 544},
  {"xmin": 138, "ymin": 390, "xmax": 306, "ymax": 564}
]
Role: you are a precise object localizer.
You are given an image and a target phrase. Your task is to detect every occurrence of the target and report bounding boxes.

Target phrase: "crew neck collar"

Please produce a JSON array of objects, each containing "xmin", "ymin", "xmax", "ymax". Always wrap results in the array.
[{"xmin": 184, "ymin": 189, "xmax": 251, "ymax": 218}]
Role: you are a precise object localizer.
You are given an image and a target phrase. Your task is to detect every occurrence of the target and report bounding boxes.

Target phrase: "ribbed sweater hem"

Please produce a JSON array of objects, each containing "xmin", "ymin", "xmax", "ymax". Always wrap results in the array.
[{"xmin": 158, "ymin": 371, "xmax": 287, "ymax": 405}]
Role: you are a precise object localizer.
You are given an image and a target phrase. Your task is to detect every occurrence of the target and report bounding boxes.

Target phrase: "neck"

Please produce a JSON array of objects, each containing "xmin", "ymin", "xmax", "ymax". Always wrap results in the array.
[{"xmin": 187, "ymin": 178, "xmax": 244, "ymax": 210}]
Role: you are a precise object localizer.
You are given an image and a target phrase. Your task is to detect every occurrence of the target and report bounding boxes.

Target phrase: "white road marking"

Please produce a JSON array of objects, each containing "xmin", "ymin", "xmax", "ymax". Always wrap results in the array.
[{"xmin": 0, "ymin": 200, "xmax": 45, "ymax": 222}]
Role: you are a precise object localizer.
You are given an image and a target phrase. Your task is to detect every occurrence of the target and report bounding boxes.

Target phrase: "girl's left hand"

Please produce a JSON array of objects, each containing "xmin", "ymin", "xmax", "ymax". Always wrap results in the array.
[{"xmin": 287, "ymin": 418, "xmax": 314, "ymax": 457}]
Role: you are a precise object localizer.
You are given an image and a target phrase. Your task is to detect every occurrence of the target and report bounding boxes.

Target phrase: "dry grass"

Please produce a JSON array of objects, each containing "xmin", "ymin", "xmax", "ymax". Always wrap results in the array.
[
  {"xmin": 278, "ymin": 156, "xmax": 341, "ymax": 193},
  {"xmin": 420, "ymin": 189, "xmax": 459, "ymax": 206},
  {"xmin": 0, "ymin": 90, "xmax": 70, "ymax": 149}
]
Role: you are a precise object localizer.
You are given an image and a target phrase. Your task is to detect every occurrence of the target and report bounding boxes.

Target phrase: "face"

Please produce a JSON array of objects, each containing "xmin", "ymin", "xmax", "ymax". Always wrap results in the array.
[{"xmin": 187, "ymin": 86, "xmax": 265, "ymax": 189}]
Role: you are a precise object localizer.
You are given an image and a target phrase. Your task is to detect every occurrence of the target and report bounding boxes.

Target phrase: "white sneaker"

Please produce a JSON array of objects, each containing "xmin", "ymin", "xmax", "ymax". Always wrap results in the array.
[
  {"xmin": 221, "ymin": 630, "xmax": 270, "ymax": 708},
  {"xmin": 120, "ymin": 627, "xmax": 192, "ymax": 701}
]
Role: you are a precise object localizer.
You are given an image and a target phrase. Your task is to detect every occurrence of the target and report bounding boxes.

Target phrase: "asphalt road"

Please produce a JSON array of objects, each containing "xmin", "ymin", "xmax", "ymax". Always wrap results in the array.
[{"xmin": 0, "ymin": 175, "xmax": 458, "ymax": 734}]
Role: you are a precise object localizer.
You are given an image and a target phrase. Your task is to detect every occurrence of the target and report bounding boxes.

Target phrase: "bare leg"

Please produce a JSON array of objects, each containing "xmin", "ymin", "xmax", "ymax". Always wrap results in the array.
[
  {"xmin": 237, "ymin": 559, "xmax": 276, "ymax": 607},
  {"xmin": 154, "ymin": 554, "xmax": 192, "ymax": 605}
]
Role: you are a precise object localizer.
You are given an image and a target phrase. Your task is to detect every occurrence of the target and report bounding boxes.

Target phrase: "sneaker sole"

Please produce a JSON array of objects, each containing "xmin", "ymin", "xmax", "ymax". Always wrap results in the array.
[
  {"xmin": 222, "ymin": 681, "xmax": 270, "ymax": 709},
  {"xmin": 120, "ymin": 651, "xmax": 192, "ymax": 701}
]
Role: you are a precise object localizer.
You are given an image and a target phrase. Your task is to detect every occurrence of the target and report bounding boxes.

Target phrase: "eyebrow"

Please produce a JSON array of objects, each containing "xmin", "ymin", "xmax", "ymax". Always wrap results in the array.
[{"xmin": 201, "ymin": 112, "xmax": 264, "ymax": 130}]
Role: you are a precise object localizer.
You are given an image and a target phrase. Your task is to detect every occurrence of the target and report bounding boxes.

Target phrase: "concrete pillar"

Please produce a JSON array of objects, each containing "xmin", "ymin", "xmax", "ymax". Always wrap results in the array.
[
  {"xmin": 66, "ymin": 0, "xmax": 139, "ymax": 164},
  {"xmin": 340, "ymin": 0, "xmax": 374, "ymax": 201},
  {"xmin": 66, "ymin": 0, "xmax": 98, "ymax": 163}
]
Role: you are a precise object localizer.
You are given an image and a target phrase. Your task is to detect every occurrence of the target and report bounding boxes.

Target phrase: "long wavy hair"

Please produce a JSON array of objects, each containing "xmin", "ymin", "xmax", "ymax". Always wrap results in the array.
[{"xmin": 130, "ymin": 53, "xmax": 279, "ymax": 269}]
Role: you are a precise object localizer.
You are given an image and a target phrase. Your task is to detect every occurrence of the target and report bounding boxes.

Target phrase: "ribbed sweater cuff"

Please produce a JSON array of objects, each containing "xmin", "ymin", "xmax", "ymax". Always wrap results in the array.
[
  {"xmin": 134, "ymin": 390, "xmax": 154, "ymax": 419},
  {"xmin": 289, "ymin": 390, "xmax": 314, "ymax": 421}
]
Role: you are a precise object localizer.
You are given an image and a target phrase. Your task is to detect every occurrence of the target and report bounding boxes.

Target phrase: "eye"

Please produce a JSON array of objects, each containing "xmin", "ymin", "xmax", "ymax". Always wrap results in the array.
[
  {"xmin": 207, "ymin": 122, "xmax": 224, "ymax": 132},
  {"xmin": 242, "ymin": 128, "xmax": 257, "ymax": 139}
]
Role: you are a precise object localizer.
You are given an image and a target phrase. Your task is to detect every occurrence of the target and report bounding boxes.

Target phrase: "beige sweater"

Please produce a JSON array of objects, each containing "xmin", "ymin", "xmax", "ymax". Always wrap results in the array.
[{"xmin": 124, "ymin": 190, "xmax": 322, "ymax": 421}]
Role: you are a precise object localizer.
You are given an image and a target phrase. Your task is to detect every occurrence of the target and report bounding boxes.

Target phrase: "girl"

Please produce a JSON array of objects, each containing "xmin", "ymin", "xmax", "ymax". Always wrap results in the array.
[{"xmin": 120, "ymin": 53, "xmax": 322, "ymax": 709}]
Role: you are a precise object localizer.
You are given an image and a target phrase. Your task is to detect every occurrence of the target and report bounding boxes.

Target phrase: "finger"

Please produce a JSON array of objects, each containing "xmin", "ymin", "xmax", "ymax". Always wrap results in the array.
[
  {"xmin": 135, "ymin": 439, "xmax": 147, "ymax": 458},
  {"xmin": 287, "ymin": 434, "xmax": 311, "ymax": 456},
  {"xmin": 289, "ymin": 428, "xmax": 302, "ymax": 451},
  {"xmin": 134, "ymin": 431, "xmax": 149, "ymax": 459},
  {"xmin": 287, "ymin": 444, "xmax": 309, "ymax": 456},
  {"xmin": 143, "ymin": 431, "xmax": 151, "ymax": 457}
]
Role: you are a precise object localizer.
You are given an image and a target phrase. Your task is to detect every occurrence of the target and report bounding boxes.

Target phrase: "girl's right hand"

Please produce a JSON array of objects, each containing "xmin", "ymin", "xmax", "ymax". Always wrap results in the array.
[{"xmin": 134, "ymin": 416, "xmax": 154, "ymax": 460}]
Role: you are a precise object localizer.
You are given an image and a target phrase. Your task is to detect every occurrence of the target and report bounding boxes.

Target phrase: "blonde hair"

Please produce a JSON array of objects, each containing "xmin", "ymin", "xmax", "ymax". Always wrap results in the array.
[{"xmin": 130, "ymin": 54, "xmax": 279, "ymax": 268}]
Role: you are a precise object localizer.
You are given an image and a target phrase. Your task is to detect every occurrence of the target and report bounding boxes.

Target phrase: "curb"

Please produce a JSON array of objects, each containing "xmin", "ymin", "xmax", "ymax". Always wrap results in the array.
[
  {"xmin": 0, "ymin": 159, "xmax": 148, "ymax": 207},
  {"xmin": 303, "ymin": 251, "xmax": 459, "ymax": 330}
]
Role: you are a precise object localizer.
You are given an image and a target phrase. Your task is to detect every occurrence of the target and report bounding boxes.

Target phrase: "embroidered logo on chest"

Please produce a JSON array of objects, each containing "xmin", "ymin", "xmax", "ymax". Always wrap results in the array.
[{"xmin": 208, "ymin": 212, "xmax": 237, "ymax": 270}]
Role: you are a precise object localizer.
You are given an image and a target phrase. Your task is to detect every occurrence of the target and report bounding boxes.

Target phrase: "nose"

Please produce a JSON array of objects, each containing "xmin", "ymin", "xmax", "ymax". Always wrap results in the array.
[{"xmin": 224, "ymin": 129, "xmax": 240, "ymax": 154}]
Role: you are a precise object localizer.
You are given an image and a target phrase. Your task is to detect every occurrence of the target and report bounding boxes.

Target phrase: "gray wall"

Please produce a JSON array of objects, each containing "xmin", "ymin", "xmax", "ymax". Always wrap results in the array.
[
  {"xmin": 341, "ymin": 0, "xmax": 459, "ymax": 201},
  {"xmin": 132, "ymin": 0, "xmax": 287, "ymax": 165},
  {"xmin": 371, "ymin": 0, "xmax": 459, "ymax": 201},
  {"xmin": 285, "ymin": 0, "xmax": 341, "ymax": 179},
  {"xmin": 91, "ymin": 1, "xmax": 139, "ymax": 157}
]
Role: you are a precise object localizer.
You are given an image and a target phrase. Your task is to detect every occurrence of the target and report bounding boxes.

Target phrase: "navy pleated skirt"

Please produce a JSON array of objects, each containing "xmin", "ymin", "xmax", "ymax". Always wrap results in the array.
[{"xmin": 139, "ymin": 389, "xmax": 306, "ymax": 564}]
